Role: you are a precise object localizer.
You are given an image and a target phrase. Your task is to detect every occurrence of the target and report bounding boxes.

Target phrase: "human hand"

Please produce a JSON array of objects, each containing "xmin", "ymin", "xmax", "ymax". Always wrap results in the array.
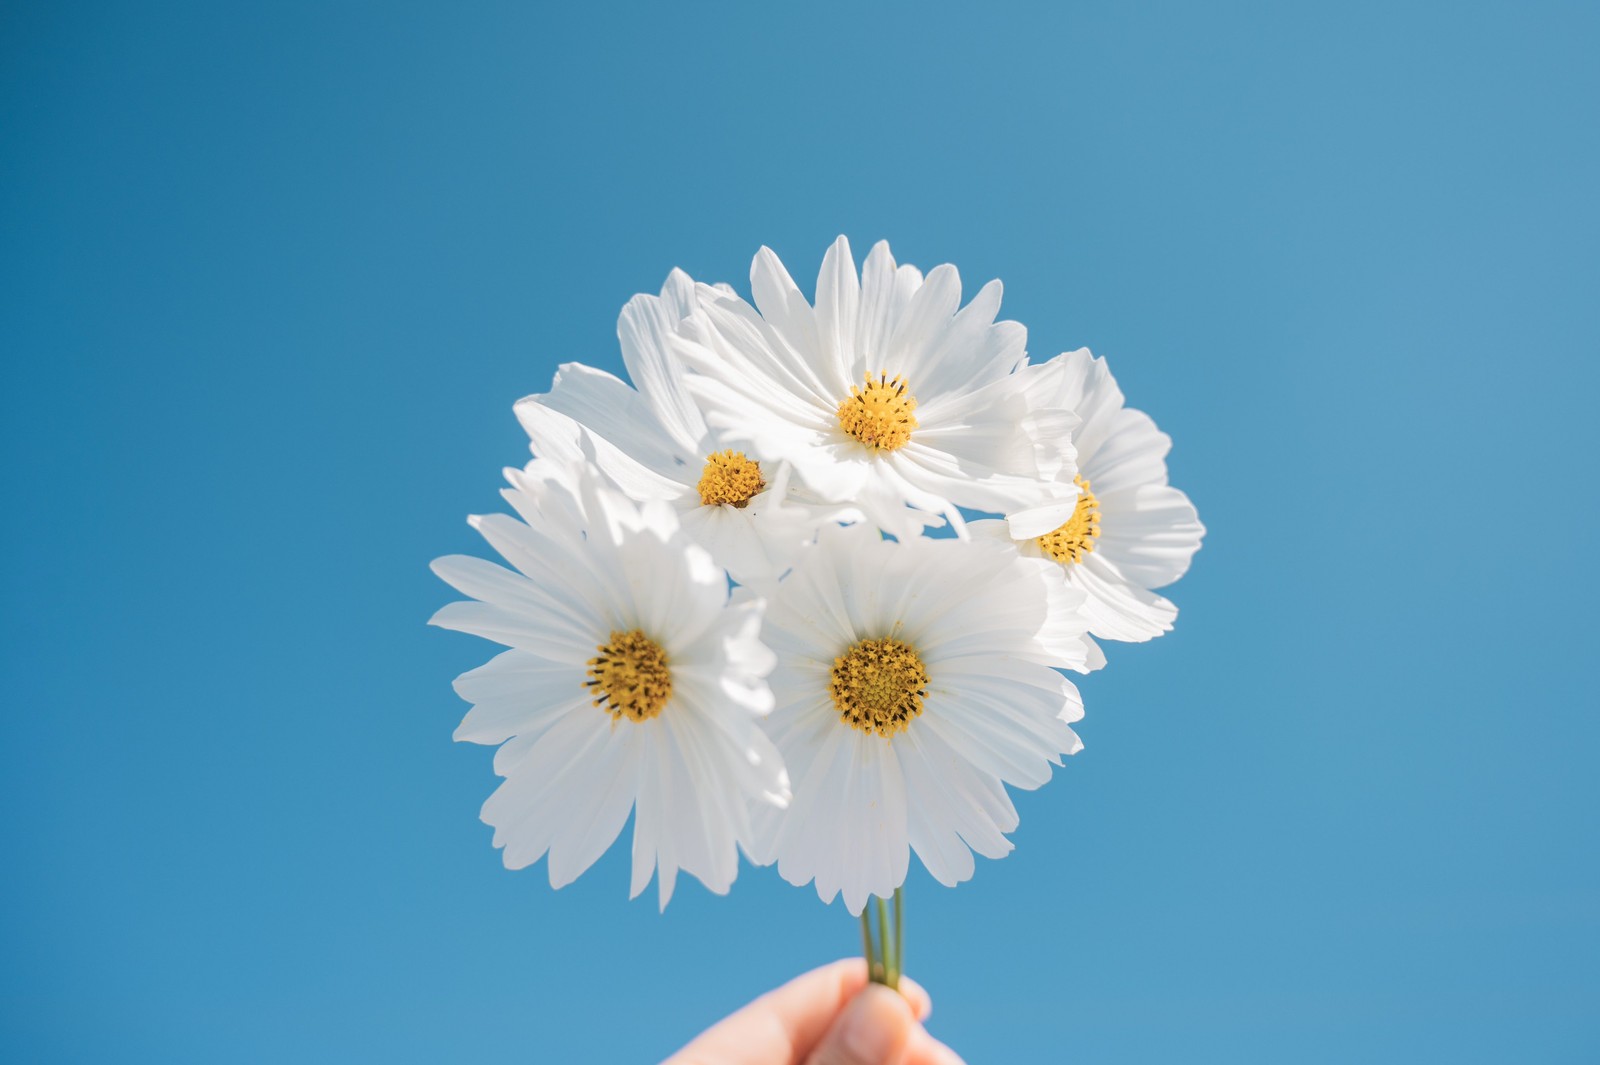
[{"xmin": 661, "ymin": 959, "xmax": 964, "ymax": 1065}]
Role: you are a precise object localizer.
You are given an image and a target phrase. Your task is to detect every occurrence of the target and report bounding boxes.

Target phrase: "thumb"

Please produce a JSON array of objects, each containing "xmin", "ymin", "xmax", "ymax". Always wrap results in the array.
[{"xmin": 804, "ymin": 984, "xmax": 915, "ymax": 1065}]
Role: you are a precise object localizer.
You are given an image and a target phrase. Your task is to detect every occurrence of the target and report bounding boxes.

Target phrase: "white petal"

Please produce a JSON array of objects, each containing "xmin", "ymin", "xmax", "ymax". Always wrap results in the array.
[
  {"xmin": 616, "ymin": 275, "xmax": 710, "ymax": 452},
  {"xmin": 900, "ymin": 725, "xmax": 1017, "ymax": 874},
  {"xmin": 429, "ymin": 597, "xmax": 594, "ymax": 662},
  {"xmin": 813, "ymin": 235, "xmax": 861, "ymax": 371},
  {"xmin": 777, "ymin": 728, "xmax": 909, "ymax": 916},
  {"xmin": 547, "ymin": 725, "xmax": 643, "ymax": 888},
  {"xmin": 1004, "ymin": 497, "xmax": 1081, "ymax": 540},
  {"xmin": 517, "ymin": 363, "xmax": 688, "ymax": 477},
  {"xmin": 903, "ymin": 278, "xmax": 1025, "ymax": 399},
  {"xmin": 837, "ymin": 737, "xmax": 910, "ymax": 916},
  {"xmin": 482, "ymin": 710, "xmax": 614, "ymax": 871},
  {"xmin": 1082, "ymin": 407, "xmax": 1172, "ymax": 495},
  {"xmin": 451, "ymin": 649, "xmax": 586, "ymax": 745},
  {"xmin": 1020, "ymin": 349, "xmax": 1126, "ymax": 465},
  {"xmin": 750, "ymin": 246, "xmax": 820, "ymax": 367},
  {"xmin": 1072, "ymin": 554, "xmax": 1179, "ymax": 642},
  {"xmin": 881, "ymin": 263, "xmax": 961, "ymax": 382},
  {"xmin": 630, "ymin": 724, "xmax": 666, "ymax": 900},
  {"xmin": 466, "ymin": 514, "xmax": 622, "ymax": 631},
  {"xmin": 1095, "ymin": 483, "xmax": 1205, "ymax": 589},
  {"xmin": 854, "ymin": 240, "xmax": 901, "ymax": 369},
  {"xmin": 656, "ymin": 710, "xmax": 742, "ymax": 904}
]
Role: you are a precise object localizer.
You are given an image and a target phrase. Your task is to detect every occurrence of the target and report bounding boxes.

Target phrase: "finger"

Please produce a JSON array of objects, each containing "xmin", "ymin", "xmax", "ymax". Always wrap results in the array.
[
  {"xmin": 664, "ymin": 959, "xmax": 867, "ymax": 1065},
  {"xmin": 897, "ymin": 975, "xmax": 932, "ymax": 1021},
  {"xmin": 803, "ymin": 983, "xmax": 915, "ymax": 1065},
  {"xmin": 751, "ymin": 961, "xmax": 927, "ymax": 1024},
  {"xmin": 903, "ymin": 1025, "xmax": 965, "ymax": 1065},
  {"xmin": 661, "ymin": 961, "xmax": 936, "ymax": 1065}
]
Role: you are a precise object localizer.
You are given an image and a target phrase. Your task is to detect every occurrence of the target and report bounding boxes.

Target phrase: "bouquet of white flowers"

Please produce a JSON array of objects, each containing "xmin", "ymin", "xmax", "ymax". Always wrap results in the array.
[{"xmin": 432, "ymin": 237, "xmax": 1203, "ymax": 988}]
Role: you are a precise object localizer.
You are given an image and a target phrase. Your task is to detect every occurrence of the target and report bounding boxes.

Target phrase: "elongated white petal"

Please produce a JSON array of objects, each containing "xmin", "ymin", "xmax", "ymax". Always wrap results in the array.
[
  {"xmin": 1095, "ymin": 483, "xmax": 1205, "ymax": 589},
  {"xmin": 518, "ymin": 363, "xmax": 687, "ymax": 478},
  {"xmin": 546, "ymin": 725, "xmax": 644, "ymax": 889},
  {"xmin": 451, "ymin": 649, "xmax": 585, "ymax": 745},
  {"xmin": 616, "ymin": 273, "xmax": 710, "ymax": 452},
  {"xmin": 1072, "ymin": 554, "xmax": 1179, "ymax": 641},
  {"xmin": 482, "ymin": 709, "xmax": 614, "ymax": 871}
]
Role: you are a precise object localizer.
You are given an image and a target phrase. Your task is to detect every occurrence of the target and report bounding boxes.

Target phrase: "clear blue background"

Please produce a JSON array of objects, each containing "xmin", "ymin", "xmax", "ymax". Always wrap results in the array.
[{"xmin": 3, "ymin": 2, "xmax": 1596, "ymax": 1061}]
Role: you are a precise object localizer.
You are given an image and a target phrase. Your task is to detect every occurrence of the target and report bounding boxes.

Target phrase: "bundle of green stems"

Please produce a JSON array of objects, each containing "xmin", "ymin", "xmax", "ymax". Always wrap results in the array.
[{"xmin": 859, "ymin": 887, "xmax": 905, "ymax": 989}]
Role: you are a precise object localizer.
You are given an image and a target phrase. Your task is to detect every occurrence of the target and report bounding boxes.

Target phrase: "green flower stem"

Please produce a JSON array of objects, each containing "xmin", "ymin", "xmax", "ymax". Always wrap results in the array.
[
  {"xmin": 875, "ymin": 895, "xmax": 895, "ymax": 989},
  {"xmin": 859, "ymin": 889, "xmax": 907, "ymax": 989},
  {"xmin": 891, "ymin": 886, "xmax": 904, "ymax": 987},
  {"xmin": 860, "ymin": 908, "xmax": 878, "ymax": 984}
]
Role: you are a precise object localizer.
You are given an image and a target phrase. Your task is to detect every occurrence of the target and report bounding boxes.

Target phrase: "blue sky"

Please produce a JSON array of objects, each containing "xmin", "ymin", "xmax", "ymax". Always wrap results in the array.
[{"xmin": 2, "ymin": 2, "xmax": 1597, "ymax": 1061}]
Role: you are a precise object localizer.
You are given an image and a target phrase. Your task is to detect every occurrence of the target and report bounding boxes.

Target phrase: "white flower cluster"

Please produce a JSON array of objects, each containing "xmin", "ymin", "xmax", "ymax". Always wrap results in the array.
[{"xmin": 432, "ymin": 237, "xmax": 1204, "ymax": 914}]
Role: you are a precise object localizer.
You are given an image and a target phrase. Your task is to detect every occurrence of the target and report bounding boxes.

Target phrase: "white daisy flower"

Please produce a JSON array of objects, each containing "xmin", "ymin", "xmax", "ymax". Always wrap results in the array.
[
  {"xmin": 976, "ymin": 348, "xmax": 1205, "ymax": 642},
  {"xmin": 513, "ymin": 270, "xmax": 852, "ymax": 587},
  {"xmin": 671, "ymin": 237, "xmax": 1082, "ymax": 540},
  {"xmin": 429, "ymin": 460, "xmax": 789, "ymax": 908},
  {"xmin": 753, "ymin": 523, "xmax": 1096, "ymax": 914}
]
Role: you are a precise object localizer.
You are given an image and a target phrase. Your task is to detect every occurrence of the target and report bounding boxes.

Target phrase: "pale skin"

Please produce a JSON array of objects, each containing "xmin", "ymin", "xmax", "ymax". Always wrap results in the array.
[{"xmin": 662, "ymin": 959, "xmax": 965, "ymax": 1065}]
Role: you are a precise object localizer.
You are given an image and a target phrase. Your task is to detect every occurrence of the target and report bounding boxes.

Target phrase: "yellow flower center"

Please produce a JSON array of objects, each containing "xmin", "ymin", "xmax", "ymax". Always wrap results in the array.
[
  {"xmin": 585, "ymin": 629, "xmax": 672, "ymax": 722},
  {"xmin": 1035, "ymin": 477, "xmax": 1101, "ymax": 565},
  {"xmin": 836, "ymin": 372, "xmax": 918, "ymax": 452},
  {"xmin": 829, "ymin": 636, "xmax": 928, "ymax": 737},
  {"xmin": 696, "ymin": 450, "xmax": 765, "ymax": 508}
]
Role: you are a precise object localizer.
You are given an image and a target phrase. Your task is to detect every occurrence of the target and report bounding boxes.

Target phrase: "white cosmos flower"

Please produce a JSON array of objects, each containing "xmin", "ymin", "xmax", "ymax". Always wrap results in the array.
[
  {"xmin": 753, "ymin": 523, "xmax": 1096, "ymax": 914},
  {"xmin": 976, "ymin": 348, "xmax": 1205, "ymax": 642},
  {"xmin": 429, "ymin": 460, "xmax": 789, "ymax": 908},
  {"xmin": 671, "ymin": 237, "xmax": 1082, "ymax": 541},
  {"xmin": 513, "ymin": 270, "xmax": 853, "ymax": 587}
]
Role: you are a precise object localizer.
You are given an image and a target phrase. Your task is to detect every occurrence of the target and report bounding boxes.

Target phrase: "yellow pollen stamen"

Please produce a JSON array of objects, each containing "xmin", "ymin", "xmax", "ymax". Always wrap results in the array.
[
  {"xmin": 836, "ymin": 372, "xmax": 918, "ymax": 452},
  {"xmin": 696, "ymin": 450, "xmax": 765, "ymax": 508},
  {"xmin": 584, "ymin": 629, "xmax": 672, "ymax": 722},
  {"xmin": 1035, "ymin": 477, "xmax": 1101, "ymax": 565},
  {"xmin": 829, "ymin": 636, "xmax": 928, "ymax": 737}
]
